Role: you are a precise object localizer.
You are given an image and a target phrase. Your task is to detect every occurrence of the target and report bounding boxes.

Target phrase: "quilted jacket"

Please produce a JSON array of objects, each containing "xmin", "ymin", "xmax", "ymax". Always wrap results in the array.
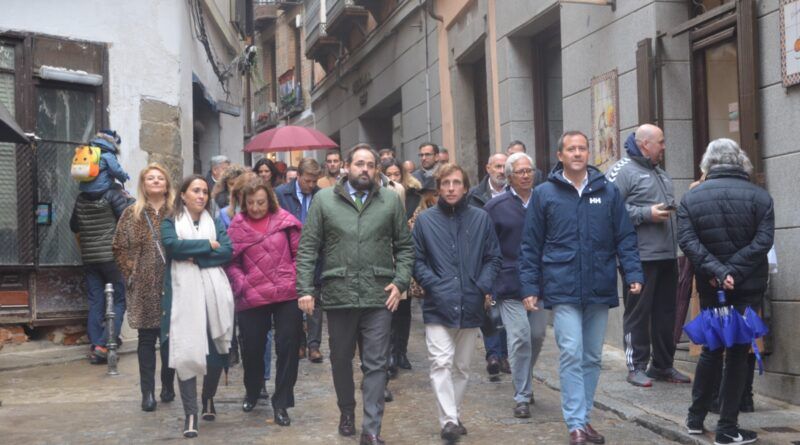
[{"xmin": 226, "ymin": 209, "xmax": 303, "ymax": 312}]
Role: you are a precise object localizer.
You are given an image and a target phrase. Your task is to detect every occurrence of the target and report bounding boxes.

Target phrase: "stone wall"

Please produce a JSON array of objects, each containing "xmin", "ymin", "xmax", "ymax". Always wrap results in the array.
[{"xmin": 139, "ymin": 98, "xmax": 183, "ymax": 184}]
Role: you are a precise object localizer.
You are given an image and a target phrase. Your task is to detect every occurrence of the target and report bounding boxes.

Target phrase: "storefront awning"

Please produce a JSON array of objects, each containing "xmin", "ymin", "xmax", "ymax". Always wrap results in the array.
[{"xmin": 0, "ymin": 101, "xmax": 27, "ymax": 144}]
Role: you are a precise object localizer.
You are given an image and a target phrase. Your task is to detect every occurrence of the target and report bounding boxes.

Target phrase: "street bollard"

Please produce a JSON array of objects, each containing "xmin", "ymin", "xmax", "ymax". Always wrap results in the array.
[{"xmin": 104, "ymin": 283, "xmax": 119, "ymax": 376}]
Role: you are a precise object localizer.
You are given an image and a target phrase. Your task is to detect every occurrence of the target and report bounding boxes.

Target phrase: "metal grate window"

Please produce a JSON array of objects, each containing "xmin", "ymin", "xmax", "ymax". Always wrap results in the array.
[{"xmin": 0, "ymin": 43, "xmax": 18, "ymax": 265}]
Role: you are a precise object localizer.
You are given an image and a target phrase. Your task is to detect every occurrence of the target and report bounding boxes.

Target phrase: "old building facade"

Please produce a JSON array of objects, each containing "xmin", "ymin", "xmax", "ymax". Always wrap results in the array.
[{"xmin": 303, "ymin": 0, "xmax": 800, "ymax": 404}]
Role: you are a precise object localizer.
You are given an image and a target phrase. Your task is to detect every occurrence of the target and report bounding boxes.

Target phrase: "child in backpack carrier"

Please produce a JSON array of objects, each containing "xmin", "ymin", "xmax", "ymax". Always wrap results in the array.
[{"xmin": 75, "ymin": 129, "xmax": 132, "ymax": 218}]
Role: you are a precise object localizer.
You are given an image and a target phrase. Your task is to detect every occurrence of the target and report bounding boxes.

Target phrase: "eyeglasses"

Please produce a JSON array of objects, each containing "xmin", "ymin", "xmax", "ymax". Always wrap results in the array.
[
  {"xmin": 513, "ymin": 168, "xmax": 534, "ymax": 177},
  {"xmin": 418, "ymin": 152, "xmax": 435, "ymax": 158}
]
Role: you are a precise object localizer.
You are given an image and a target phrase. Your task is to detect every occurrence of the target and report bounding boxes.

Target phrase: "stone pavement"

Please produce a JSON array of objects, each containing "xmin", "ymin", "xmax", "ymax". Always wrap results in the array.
[
  {"xmin": 533, "ymin": 333, "xmax": 800, "ymax": 445},
  {"xmin": 0, "ymin": 306, "xmax": 674, "ymax": 445}
]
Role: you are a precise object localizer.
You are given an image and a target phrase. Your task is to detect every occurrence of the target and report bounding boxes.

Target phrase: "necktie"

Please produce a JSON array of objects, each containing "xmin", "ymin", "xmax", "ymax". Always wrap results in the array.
[
  {"xmin": 300, "ymin": 193, "xmax": 309, "ymax": 223},
  {"xmin": 354, "ymin": 191, "xmax": 365, "ymax": 211}
]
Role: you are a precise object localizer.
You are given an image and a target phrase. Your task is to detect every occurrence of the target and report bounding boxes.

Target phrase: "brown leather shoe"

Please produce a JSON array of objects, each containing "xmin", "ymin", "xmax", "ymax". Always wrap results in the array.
[
  {"xmin": 359, "ymin": 433, "xmax": 386, "ymax": 445},
  {"xmin": 338, "ymin": 413, "xmax": 356, "ymax": 437},
  {"xmin": 298, "ymin": 346, "xmax": 307, "ymax": 359},
  {"xmin": 569, "ymin": 429, "xmax": 588, "ymax": 445},
  {"xmin": 309, "ymin": 347, "xmax": 323, "ymax": 363},
  {"xmin": 584, "ymin": 424, "xmax": 605, "ymax": 444}
]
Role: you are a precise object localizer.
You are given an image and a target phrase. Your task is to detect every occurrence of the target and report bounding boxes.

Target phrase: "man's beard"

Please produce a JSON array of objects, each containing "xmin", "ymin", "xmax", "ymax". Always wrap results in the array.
[
  {"xmin": 490, "ymin": 175, "xmax": 507, "ymax": 188},
  {"xmin": 348, "ymin": 173, "xmax": 373, "ymax": 191}
]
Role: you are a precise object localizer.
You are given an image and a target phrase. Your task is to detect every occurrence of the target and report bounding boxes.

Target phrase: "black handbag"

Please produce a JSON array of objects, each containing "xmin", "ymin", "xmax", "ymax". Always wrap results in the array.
[{"xmin": 480, "ymin": 299, "xmax": 504, "ymax": 337}]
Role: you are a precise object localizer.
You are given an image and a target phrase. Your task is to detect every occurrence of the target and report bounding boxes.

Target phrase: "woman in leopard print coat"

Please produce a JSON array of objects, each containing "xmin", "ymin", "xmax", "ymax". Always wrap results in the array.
[{"xmin": 112, "ymin": 163, "xmax": 177, "ymax": 411}]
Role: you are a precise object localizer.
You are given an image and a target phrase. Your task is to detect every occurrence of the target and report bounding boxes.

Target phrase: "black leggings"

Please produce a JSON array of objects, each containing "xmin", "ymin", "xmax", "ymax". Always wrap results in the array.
[{"xmin": 137, "ymin": 328, "xmax": 175, "ymax": 395}]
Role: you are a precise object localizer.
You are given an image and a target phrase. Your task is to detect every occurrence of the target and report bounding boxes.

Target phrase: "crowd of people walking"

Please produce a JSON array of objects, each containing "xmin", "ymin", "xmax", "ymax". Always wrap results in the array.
[{"xmin": 69, "ymin": 125, "xmax": 774, "ymax": 445}]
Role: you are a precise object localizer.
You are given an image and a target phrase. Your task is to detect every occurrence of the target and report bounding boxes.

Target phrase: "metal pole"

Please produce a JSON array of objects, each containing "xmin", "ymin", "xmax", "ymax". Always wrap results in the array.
[{"xmin": 104, "ymin": 283, "xmax": 119, "ymax": 376}]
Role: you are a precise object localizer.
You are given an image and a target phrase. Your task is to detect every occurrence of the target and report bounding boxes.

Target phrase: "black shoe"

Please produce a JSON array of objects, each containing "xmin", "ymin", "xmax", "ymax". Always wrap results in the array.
[
  {"xmin": 513, "ymin": 401, "xmax": 530, "ymax": 418},
  {"xmin": 339, "ymin": 412, "xmax": 356, "ymax": 436},
  {"xmin": 384, "ymin": 387, "xmax": 393, "ymax": 402},
  {"xmin": 645, "ymin": 366, "xmax": 692, "ymax": 383},
  {"xmin": 500, "ymin": 358, "xmax": 511, "ymax": 374},
  {"xmin": 457, "ymin": 420, "xmax": 467, "ymax": 435},
  {"xmin": 397, "ymin": 352, "xmax": 412, "ymax": 370},
  {"xmin": 202, "ymin": 398, "xmax": 216, "ymax": 421},
  {"xmin": 441, "ymin": 422, "xmax": 461, "ymax": 443},
  {"xmin": 486, "ymin": 356, "xmax": 501, "ymax": 376},
  {"xmin": 387, "ymin": 354, "xmax": 399, "ymax": 379},
  {"xmin": 274, "ymin": 408, "xmax": 291, "ymax": 426},
  {"xmin": 242, "ymin": 396, "xmax": 257, "ymax": 412},
  {"xmin": 160, "ymin": 387, "xmax": 175, "ymax": 403},
  {"xmin": 183, "ymin": 414, "xmax": 198, "ymax": 438},
  {"xmin": 141, "ymin": 391, "xmax": 157, "ymax": 412},
  {"xmin": 259, "ymin": 383, "xmax": 270, "ymax": 400},
  {"xmin": 740, "ymin": 394, "xmax": 755, "ymax": 413},
  {"xmin": 685, "ymin": 417, "xmax": 705, "ymax": 435},
  {"xmin": 714, "ymin": 428, "xmax": 757, "ymax": 444}
]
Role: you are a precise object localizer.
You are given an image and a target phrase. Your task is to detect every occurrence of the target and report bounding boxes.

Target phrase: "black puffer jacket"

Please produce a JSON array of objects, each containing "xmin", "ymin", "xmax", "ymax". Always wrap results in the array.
[
  {"xmin": 677, "ymin": 166, "xmax": 774, "ymax": 306},
  {"xmin": 412, "ymin": 196, "xmax": 502, "ymax": 329}
]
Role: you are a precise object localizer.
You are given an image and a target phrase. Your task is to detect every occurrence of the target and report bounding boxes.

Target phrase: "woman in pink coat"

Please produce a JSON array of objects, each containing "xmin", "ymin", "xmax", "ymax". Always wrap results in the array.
[{"xmin": 226, "ymin": 177, "xmax": 303, "ymax": 427}]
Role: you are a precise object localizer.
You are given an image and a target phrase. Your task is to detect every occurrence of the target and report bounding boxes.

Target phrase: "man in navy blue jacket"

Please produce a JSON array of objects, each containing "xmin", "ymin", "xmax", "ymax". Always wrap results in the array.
[
  {"xmin": 484, "ymin": 152, "xmax": 547, "ymax": 419},
  {"xmin": 412, "ymin": 163, "xmax": 502, "ymax": 443},
  {"xmin": 519, "ymin": 131, "xmax": 643, "ymax": 445},
  {"xmin": 275, "ymin": 158, "xmax": 324, "ymax": 363}
]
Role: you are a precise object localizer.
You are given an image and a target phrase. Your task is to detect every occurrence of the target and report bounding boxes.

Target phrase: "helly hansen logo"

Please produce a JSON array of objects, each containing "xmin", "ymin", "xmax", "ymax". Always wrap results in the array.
[{"xmin": 589, "ymin": 197, "xmax": 602, "ymax": 205}]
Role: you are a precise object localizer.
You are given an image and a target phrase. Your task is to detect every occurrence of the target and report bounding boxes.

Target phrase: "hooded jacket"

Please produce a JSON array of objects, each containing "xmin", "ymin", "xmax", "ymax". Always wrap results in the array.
[
  {"xmin": 519, "ymin": 164, "xmax": 644, "ymax": 309},
  {"xmin": 412, "ymin": 196, "xmax": 502, "ymax": 328},
  {"xmin": 79, "ymin": 133, "xmax": 130, "ymax": 194},
  {"xmin": 677, "ymin": 166, "xmax": 774, "ymax": 306},
  {"xmin": 606, "ymin": 132, "xmax": 677, "ymax": 261},
  {"xmin": 226, "ymin": 209, "xmax": 303, "ymax": 312}
]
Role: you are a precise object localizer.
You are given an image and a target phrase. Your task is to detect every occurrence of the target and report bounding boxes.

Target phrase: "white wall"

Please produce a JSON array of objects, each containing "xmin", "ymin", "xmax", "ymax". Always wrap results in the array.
[{"xmin": 0, "ymin": 0, "xmax": 245, "ymax": 187}]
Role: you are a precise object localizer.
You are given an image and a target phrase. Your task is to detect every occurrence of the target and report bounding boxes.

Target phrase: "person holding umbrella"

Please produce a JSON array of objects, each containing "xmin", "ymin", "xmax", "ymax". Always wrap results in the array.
[{"xmin": 678, "ymin": 138, "xmax": 774, "ymax": 445}]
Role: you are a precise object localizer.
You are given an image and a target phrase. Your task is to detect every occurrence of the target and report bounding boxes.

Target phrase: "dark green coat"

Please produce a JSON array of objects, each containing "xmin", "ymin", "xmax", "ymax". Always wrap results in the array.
[
  {"xmin": 296, "ymin": 178, "xmax": 414, "ymax": 310},
  {"xmin": 159, "ymin": 214, "xmax": 233, "ymax": 366}
]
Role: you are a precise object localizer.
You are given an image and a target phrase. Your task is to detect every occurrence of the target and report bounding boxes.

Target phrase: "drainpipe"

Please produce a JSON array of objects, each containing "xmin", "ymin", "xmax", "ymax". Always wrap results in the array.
[{"xmin": 422, "ymin": 0, "xmax": 444, "ymax": 142}]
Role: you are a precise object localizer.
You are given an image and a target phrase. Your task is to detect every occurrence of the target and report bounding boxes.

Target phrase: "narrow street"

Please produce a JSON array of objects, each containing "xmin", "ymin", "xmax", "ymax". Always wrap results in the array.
[{"xmin": 0, "ymin": 308, "xmax": 673, "ymax": 445}]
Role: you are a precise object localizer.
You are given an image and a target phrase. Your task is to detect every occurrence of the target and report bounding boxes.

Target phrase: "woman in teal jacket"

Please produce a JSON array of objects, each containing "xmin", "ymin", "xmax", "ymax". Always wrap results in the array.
[{"xmin": 160, "ymin": 174, "xmax": 234, "ymax": 439}]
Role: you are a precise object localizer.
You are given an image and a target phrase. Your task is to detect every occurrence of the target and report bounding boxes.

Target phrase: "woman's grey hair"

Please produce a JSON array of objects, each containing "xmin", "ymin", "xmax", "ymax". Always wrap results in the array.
[
  {"xmin": 505, "ymin": 152, "xmax": 534, "ymax": 178},
  {"xmin": 700, "ymin": 138, "xmax": 753, "ymax": 174}
]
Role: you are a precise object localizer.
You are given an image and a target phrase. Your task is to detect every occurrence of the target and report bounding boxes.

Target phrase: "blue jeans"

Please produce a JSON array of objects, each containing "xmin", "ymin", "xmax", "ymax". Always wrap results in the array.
[
  {"xmin": 84, "ymin": 261, "xmax": 126, "ymax": 347},
  {"xmin": 553, "ymin": 303, "xmax": 609, "ymax": 432},
  {"xmin": 483, "ymin": 328, "xmax": 508, "ymax": 360}
]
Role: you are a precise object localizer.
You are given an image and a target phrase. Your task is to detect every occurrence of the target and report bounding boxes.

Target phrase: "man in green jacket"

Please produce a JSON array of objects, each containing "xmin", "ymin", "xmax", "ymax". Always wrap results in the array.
[{"xmin": 297, "ymin": 143, "xmax": 414, "ymax": 445}]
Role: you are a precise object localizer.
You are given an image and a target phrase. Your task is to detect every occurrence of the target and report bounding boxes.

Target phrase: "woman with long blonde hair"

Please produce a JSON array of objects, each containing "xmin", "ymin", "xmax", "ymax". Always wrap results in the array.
[{"xmin": 112, "ymin": 163, "xmax": 177, "ymax": 412}]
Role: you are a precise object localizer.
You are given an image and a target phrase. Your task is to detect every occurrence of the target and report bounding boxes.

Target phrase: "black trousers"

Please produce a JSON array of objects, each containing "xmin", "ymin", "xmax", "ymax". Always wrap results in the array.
[
  {"xmin": 238, "ymin": 300, "xmax": 302, "ymax": 409},
  {"xmin": 137, "ymin": 328, "xmax": 175, "ymax": 395},
  {"xmin": 390, "ymin": 298, "xmax": 412, "ymax": 355},
  {"xmin": 622, "ymin": 259, "xmax": 678, "ymax": 371},
  {"xmin": 689, "ymin": 342, "xmax": 750, "ymax": 433}
]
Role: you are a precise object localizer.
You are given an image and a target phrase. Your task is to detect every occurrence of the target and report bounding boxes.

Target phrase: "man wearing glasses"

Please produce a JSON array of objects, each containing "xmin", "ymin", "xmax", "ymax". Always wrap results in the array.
[
  {"xmin": 483, "ymin": 152, "xmax": 548, "ymax": 419},
  {"xmin": 412, "ymin": 142, "xmax": 440, "ymax": 184}
]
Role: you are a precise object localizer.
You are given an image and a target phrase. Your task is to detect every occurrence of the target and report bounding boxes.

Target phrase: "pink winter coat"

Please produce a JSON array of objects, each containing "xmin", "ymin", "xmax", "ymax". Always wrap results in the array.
[{"xmin": 226, "ymin": 209, "xmax": 302, "ymax": 312}]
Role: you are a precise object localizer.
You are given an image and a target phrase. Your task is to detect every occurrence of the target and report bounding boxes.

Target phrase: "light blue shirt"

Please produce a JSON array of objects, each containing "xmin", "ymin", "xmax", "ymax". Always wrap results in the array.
[
  {"xmin": 344, "ymin": 180, "xmax": 369, "ymax": 204},
  {"xmin": 294, "ymin": 179, "xmax": 311, "ymax": 213},
  {"xmin": 562, "ymin": 172, "xmax": 589, "ymax": 197},
  {"xmin": 509, "ymin": 186, "xmax": 532, "ymax": 208}
]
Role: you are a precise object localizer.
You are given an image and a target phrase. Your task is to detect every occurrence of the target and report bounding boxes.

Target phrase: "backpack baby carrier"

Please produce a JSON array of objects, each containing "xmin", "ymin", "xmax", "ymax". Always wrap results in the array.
[{"xmin": 71, "ymin": 144, "xmax": 102, "ymax": 182}]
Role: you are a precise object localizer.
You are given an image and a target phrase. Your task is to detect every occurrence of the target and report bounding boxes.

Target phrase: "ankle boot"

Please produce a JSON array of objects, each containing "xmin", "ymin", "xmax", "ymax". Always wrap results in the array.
[
  {"xmin": 183, "ymin": 414, "xmax": 198, "ymax": 438},
  {"xmin": 160, "ymin": 386, "xmax": 175, "ymax": 403},
  {"xmin": 141, "ymin": 391, "xmax": 157, "ymax": 412},
  {"xmin": 202, "ymin": 398, "xmax": 216, "ymax": 421}
]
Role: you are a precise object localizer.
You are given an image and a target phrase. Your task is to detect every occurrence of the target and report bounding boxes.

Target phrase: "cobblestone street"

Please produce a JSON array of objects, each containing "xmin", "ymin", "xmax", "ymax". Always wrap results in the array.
[{"xmin": 0, "ymin": 307, "xmax": 674, "ymax": 445}]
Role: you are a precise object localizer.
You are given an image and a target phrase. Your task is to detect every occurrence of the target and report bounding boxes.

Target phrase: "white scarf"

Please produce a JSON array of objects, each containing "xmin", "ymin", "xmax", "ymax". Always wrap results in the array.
[{"xmin": 169, "ymin": 210, "xmax": 234, "ymax": 381}]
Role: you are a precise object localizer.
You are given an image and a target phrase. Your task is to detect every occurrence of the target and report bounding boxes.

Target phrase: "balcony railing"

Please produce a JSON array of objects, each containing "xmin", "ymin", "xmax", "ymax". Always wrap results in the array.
[
  {"xmin": 279, "ymin": 83, "xmax": 304, "ymax": 117},
  {"xmin": 253, "ymin": 85, "xmax": 280, "ymax": 131}
]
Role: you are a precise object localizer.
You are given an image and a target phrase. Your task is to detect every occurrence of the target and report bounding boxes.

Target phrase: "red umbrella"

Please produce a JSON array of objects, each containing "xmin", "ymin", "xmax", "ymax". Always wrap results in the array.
[{"xmin": 244, "ymin": 125, "xmax": 338, "ymax": 153}]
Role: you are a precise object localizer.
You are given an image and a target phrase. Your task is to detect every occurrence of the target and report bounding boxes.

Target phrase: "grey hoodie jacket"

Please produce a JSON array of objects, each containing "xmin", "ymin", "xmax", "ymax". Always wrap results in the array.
[{"xmin": 606, "ymin": 134, "xmax": 677, "ymax": 261}]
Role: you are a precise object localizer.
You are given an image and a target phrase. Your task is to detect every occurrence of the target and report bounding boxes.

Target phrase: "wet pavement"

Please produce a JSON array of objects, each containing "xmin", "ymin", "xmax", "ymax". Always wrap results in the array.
[{"xmin": 0, "ymin": 306, "xmax": 676, "ymax": 444}]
